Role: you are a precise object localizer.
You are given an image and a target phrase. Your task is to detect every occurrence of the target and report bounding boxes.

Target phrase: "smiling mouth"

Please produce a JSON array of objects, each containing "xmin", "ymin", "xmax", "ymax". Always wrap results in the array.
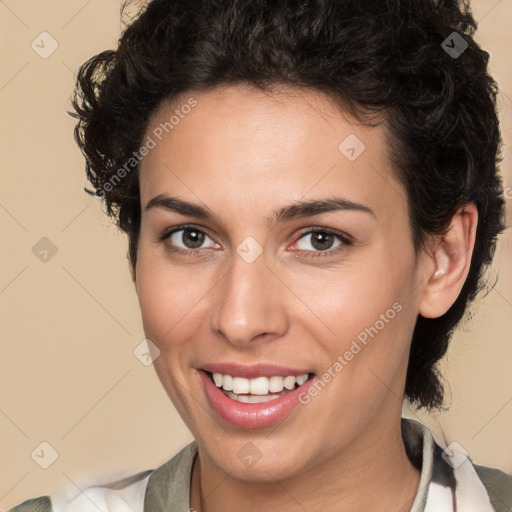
[{"xmin": 205, "ymin": 371, "xmax": 315, "ymax": 403}]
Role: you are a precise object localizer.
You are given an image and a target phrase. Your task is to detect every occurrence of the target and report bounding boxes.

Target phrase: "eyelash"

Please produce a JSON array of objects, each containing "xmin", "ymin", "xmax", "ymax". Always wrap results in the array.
[{"xmin": 157, "ymin": 224, "xmax": 353, "ymax": 259}]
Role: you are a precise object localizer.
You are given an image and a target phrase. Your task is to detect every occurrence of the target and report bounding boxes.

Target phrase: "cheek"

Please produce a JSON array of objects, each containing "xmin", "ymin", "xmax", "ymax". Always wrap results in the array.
[
  {"xmin": 135, "ymin": 248, "xmax": 210, "ymax": 350},
  {"xmin": 301, "ymin": 257, "xmax": 406, "ymax": 331},
  {"xmin": 303, "ymin": 254, "xmax": 416, "ymax": 377}
]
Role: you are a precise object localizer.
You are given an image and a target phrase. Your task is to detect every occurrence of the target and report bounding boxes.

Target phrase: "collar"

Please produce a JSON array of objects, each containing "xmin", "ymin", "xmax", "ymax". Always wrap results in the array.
[{"xmin": 50, "ymin": 418, "xmax": 495, "ymax": 512}]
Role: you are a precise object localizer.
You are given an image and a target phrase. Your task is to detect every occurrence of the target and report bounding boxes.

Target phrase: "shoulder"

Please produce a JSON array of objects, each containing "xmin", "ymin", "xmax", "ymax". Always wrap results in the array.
[
  {"xmin": 7, "ymin": 496, "xmax": 52, "ymax": 512},
  {"xmin": 6, "ymin": 471, "xmax": 152, "ymax": 512},
  {"xmin": 143, "ymin": 439, "xmax": 198, "ymax": 511},
  {"xmin": 5, "ymin": 441, "xmax": 198, "ymax": 512},
  {"xmin": 5, "ymin": 470, "xmax": 152, "ymax": 512},
  {"xmin": 473, "ymin": 463, "xmax": 512, "ymax": 512},
  {"xmin": 402, "ymin": 417, "xmax": 512, "ymax": 512}
]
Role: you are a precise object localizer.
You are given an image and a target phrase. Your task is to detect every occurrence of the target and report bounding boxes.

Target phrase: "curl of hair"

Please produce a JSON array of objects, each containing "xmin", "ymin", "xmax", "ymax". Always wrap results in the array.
[{"xmin": 70, "ymin": 0, "xmax": 505, "ymax": 410}]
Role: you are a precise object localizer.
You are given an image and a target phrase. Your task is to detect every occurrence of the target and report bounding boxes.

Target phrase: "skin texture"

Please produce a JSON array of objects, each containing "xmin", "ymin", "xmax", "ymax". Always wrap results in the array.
[{"xmin": 134, "ymin": 84, "xmax": 477, "ymax": 512}]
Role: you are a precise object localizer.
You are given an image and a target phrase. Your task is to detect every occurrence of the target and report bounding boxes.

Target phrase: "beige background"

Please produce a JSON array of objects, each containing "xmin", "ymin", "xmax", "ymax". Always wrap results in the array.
[{"xmin": 0, "ymin": 0, "xmax": 511, "ymax": 509}]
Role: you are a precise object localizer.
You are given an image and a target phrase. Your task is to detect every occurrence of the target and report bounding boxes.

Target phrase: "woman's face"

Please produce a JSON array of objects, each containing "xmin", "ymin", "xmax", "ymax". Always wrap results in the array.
[{"xmin": 135, "ymin": 85, "xmax": 428, "ymax": 481}]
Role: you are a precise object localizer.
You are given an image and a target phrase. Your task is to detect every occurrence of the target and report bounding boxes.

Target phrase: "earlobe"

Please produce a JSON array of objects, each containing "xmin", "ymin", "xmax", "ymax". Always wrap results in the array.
[{"xmin": 418, "ymin": 203, "xmax": 478, "ymax": 319}]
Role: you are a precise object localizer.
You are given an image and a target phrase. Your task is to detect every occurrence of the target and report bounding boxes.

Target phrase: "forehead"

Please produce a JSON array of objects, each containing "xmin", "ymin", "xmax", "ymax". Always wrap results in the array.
[{"xmin": 138, "ymin": 84, "xmax": 406, "ymax": 223}]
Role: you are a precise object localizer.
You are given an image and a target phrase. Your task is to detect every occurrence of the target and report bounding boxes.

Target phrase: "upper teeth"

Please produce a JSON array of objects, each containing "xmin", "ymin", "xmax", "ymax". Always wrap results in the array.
[{"xmin": 212, "ymin": 373, "xmax": 309, "ymax": 395}]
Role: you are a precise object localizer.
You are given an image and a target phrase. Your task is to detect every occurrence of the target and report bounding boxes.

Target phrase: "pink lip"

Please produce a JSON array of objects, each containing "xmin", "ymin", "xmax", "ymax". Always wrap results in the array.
[
  {"xmin": 200, "ymin": 362, "xmax": 313, "ymax": 379},
  {"xmin": 198, "ymin": 369, "xmax": 317, "ymax": 429}
]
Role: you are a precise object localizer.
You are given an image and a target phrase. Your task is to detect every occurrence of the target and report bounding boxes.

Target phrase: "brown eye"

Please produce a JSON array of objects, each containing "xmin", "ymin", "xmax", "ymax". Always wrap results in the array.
[
  {"xmin": 159, "ymin": 224, "xmax": 220, "ymax": 257},
  {"xmin": 305, "ymin": 231, "xmax": 337, "ymax": 251},
  {"xmin": 174, "ymin": 228, "xmax": 206, "ymax": 249},
  {"xmin": 293, "ymin": 229, "xmax": 352, "ymax": 258}
]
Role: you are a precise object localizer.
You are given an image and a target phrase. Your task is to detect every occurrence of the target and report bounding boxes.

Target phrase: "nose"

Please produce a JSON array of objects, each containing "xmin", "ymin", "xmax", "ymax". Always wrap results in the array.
[{"xmin": 209, "ymin": 250, "xmax": 289, "ymax": 347}]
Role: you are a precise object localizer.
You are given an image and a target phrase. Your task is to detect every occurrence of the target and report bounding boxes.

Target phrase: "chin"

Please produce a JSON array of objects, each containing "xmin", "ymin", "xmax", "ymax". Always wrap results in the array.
[{"xmin": 200, "ymin": 434, "xmax": 314, "ymax": 483}]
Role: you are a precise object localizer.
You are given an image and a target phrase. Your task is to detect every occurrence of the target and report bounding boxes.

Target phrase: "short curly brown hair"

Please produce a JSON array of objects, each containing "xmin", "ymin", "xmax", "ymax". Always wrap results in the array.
[{"xmin": 70, "ymin": 0, "xmax": 505, "ymax": 410}]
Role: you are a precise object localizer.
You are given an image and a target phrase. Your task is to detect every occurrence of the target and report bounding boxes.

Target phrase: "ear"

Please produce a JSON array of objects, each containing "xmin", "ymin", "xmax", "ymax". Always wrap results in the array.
[{"xmin": 418, "ymin": 203, "xmax": 478, "ymax": 318}]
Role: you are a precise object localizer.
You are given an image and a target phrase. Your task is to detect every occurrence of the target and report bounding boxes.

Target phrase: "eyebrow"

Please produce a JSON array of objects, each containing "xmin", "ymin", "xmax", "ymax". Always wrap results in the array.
[{"xmin": 145, "ymin": 194, "xmax": 375, "ymax": 225}]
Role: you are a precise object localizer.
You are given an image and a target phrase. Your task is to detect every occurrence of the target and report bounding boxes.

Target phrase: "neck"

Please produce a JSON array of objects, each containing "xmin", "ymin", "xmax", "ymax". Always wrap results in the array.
[{"xmin": 190, "ymin": 416, "xmax": 421, "ymax": 512}]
